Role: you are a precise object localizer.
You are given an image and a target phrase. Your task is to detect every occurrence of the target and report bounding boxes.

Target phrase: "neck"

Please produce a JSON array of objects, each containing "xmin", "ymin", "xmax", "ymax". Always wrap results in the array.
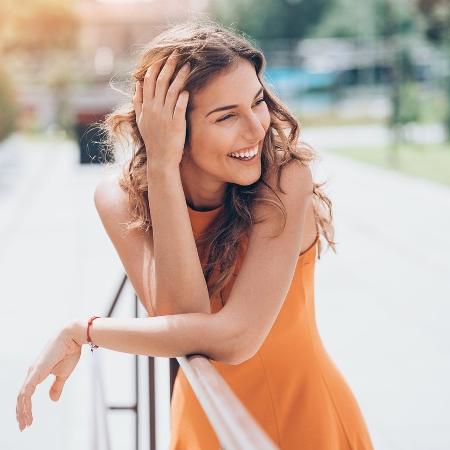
[{"xmin": 180, "ymin": 158, "xmax": 227, "ymax": 211}]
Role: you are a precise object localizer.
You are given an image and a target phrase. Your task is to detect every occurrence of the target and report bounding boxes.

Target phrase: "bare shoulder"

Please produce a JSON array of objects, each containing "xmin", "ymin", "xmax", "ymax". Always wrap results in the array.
[
  {"xmin": 93, "ymin": 172, "xmax": 130, "ymax": 224},
  {"xmin": 93, "ymin": 171, "xmax": 156, "ymax": 316},
  {"xmin": 255, "ymin": 158, "xmax": 313, "ymax": 224},
  {"xmin": 255, "ymin": 158, "xmax": 316, "ymax": 251},
  {"xmin": 274, "ymin": 157, "xmax": 313, "ymax": 196}
]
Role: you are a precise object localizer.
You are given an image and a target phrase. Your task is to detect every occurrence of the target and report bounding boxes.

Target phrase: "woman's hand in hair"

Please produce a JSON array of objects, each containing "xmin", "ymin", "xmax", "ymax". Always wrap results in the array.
[{"xmin": 133, "ymin": 50, "xmax": 191, "ymax": 170}]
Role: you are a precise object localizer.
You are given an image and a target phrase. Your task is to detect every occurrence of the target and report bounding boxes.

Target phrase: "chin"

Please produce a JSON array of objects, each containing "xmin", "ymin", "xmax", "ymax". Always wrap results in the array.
[{"xmin": 231, "ymin": 172, "xmax": 261, "ymax": 186}]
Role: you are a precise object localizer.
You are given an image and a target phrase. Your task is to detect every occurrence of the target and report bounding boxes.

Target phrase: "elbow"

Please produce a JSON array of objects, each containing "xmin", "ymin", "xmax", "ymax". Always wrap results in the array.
[
  {"xmin": 206, "ymin": 316, "xmax": 257, "ymax": 366},
  {"xmin": 224, "ymin": 344, "xmax": 257, "ymax": 366},
  {"xmin": 208, "ymin": 346, "xmax": 247, "ymax": 366}
]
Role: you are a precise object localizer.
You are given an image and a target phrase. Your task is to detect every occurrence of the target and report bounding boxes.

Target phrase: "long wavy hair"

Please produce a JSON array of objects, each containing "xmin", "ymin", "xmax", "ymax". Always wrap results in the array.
[{"xmin": 100, "ymin": 19, "xmax": 336, "ymax": 300}]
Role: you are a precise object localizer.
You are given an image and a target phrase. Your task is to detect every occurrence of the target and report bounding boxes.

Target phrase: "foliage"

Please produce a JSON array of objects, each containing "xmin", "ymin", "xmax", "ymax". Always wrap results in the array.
[
  {"xmin": 0, "ymin": 67, "xmax": 17, "ymax": 142},
  {"xmin": 417, "ymin": 0, "xmax": 450, "ymax": 44},
  {"xmin": 311, "ymin": 0, "xmax": 418, "ymax": 39},
  {"xmin": 208, "ymin": 0, "xmax": 332, "ymax": 40},
  {"xmin": 416, "ymin": 0, "xmax": 450, "ymax": 138},
  {"xmin": 391, "ymin": 81, "xmax": 421, "ymax": 125}
]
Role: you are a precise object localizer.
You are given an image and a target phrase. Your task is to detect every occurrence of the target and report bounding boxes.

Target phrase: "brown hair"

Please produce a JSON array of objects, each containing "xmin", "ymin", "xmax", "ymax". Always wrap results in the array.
[{"xmin": 100, "ymin": 19, "xmax": 336, "ymax": 300}]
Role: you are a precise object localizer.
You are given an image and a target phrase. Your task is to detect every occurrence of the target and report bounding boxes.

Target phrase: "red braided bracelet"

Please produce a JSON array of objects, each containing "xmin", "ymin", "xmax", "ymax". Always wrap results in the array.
[{"xmin": 87, "ymin": 315, "xmax": 100, "ymax": 354}]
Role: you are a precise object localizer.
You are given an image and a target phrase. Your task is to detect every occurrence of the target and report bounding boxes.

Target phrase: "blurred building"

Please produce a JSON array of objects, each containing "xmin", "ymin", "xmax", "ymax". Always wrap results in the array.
[
  {"xmin": 74, "ymin": 0, "xmax": 209, "ymax": 73},
  {"xmin": 17, "ymin": 0, "xmax": 209, "ymax": 133}
]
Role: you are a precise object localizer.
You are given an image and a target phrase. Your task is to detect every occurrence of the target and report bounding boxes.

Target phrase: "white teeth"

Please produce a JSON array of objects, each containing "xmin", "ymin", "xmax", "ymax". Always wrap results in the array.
[{"xmin": 228, "ymin": 145, "xmax": 258, "ymax": 158}]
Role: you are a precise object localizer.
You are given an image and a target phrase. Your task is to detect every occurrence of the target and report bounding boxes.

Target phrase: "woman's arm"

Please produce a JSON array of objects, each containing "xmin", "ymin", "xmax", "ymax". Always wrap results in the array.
[
  {"xmin": 146, "ymin": 163, "xmax": 211, "ymax": 316},
  {"xmin": 15, "ymin": 309, "xmax": 238, "ymax": 432},
  {"xmin": 130, "ymin": 51, "xmax": 210, "ymax": 316},
  {"xmin": 69, "ymin": 312, "xmax": 239, "ymax": 364}
]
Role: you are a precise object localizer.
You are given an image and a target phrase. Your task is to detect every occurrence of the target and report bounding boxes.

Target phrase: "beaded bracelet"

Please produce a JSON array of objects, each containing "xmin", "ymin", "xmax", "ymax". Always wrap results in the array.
[{"xmin": 87, "ymin": 315, "xmax": 100, "ymax": 354}]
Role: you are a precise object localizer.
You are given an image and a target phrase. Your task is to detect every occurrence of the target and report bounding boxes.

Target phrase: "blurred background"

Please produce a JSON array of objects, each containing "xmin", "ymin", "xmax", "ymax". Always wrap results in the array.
[{"xmin": 1, "ymin": 0, "xmax": 449, "ymax": 449}]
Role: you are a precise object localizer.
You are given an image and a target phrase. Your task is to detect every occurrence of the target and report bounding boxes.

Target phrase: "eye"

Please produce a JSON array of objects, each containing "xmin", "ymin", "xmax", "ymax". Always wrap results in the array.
[{"xmin": 216, "ymin": 98, "xmax": 266, "ymax": 123}]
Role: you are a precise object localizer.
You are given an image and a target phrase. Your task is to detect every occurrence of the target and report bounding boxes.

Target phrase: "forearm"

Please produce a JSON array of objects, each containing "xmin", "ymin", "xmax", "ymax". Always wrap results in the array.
[
  {"xmin": 69, "ymin": 314, "xmax": 236, "ymax": 363},
  {"xmin": 147, "ymin": 163, "xmax": 211, "ymax": 315}
]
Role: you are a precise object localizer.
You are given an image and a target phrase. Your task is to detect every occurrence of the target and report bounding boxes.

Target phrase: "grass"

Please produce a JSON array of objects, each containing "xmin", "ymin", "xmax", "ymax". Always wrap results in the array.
[
  {"xmin": 301, "ymin": 116, "xmax": 386, "ymax": 128},
  {"xmin": 332, "ymin": 143, "xmax": 450, "ymax": 188}
]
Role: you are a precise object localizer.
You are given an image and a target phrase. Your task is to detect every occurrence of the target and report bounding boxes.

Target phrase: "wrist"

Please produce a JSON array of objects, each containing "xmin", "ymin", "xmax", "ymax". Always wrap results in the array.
[
  {"xmin": 146, "ymin": 161, "xmax": 180, "ymax": 179},
  {"xmin": 65, "ymin": 319, "xmax": 88, "ymax": 346}
]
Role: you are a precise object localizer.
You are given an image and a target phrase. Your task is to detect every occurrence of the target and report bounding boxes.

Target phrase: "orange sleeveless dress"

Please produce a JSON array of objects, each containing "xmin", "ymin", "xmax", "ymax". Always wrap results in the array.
[{"xmin": 169, "ymin": 204, "xmax": 374, "ymax": 450}]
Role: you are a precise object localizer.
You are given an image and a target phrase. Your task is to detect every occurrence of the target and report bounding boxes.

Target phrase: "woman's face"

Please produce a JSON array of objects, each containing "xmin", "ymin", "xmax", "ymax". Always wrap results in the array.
[{"xmin": 181, "ymin": 58, "xmax": 271, "ymax": 205}]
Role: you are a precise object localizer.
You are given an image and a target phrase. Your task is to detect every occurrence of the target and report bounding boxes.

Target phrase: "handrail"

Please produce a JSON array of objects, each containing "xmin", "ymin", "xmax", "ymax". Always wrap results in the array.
[
  {"xmin": 178, "ymin": 355, "xmax": 279, "ymax": 450},
  {"xmin": 90, "ymin": 273, "xmax": 280, "ymax": 450}
]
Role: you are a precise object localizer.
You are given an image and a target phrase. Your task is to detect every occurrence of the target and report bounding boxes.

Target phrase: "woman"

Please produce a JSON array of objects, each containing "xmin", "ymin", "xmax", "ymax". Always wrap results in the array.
[{"xmin": 16, "ymin": 20, "xmax": 374, "ymax": 450}]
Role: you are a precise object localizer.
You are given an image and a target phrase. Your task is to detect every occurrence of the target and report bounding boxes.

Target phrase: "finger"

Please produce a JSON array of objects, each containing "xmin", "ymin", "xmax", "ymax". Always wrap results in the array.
[
  {"xmin": 153, "ymin": 50, "xmax": 179, "ymax": 108},
  {"xmin": 22, "ymin": 365, "xmax": 46, "ymax": 428},
  {"xmin": 16, "ymin": 396, "xmax": 25, "ymax": 431},
  {"xmin": 49, "ymin": 375, "xmax": 66, "ymax": 402},
  {"xmin": 17, "ymin": 392, "xmax": 29, "ymax": 430},
  {"xmin": 164, "ymin": 62, "xmax": 190, "ymax": 115},
  {"xmin": 173, "ymin": 90, "xmax": 190, "ymax": 122},
  {"xmin": 142, "ymin": 55, "xmax": 167, "ymax": 106},
  {"xmin": 22, "ymin": 381, "xmax": 36, "ymax": 428},
  {"xmin": 16, "ymin": 400, "xmax": 22, "ymax": 431},
  {"xmin": 133, "ymin": 81, "xmax": 143, "ymax": 121},
  {"xmin": 24, "ymin": 393, "xmax": 33, "ymax": 427}
]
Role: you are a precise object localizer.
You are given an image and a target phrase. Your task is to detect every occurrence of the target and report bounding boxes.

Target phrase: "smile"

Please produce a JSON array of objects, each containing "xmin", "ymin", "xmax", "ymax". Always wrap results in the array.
[{"xmin": 227, "ymin": 144, "xmax": 259, "ymax": 161}]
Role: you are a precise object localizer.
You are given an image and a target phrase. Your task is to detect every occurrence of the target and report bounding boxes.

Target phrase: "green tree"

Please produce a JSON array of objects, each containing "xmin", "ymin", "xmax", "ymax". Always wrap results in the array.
[
  {"xmin": 0, "ymin": 67, "xmax": 17, "ymax": 142},
  {"xmin": 417, "ymin": 0, "xmax": 450, "ymax": 140},
  {"xmin": 374, "ymin": 0, "xmax": 422, "ymax": 165},
  {"xmin": 209, "ymin": 0, "xmax": 332, "ymax": 40}
]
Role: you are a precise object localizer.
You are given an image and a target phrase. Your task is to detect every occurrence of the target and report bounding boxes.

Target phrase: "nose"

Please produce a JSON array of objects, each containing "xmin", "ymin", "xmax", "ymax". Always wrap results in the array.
[{"xmin": 241, "ymin": 111, "xmax": 266, "ymax": 144}]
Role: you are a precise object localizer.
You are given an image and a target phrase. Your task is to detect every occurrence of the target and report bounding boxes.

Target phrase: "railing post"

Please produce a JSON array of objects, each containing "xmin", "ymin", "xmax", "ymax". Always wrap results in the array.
[
  {"xmin": 92, "ymin": 274, "xmax": 278, "ymax": 450},
  {"xmin": 169, "ymin": 358, "xmax": 179, "ymax": 401},
  {"xmin": 148, "ymin": 356, "xmax": 156, "ymax": 450},
  {"xmin": 134, "ymin": 294, "xmax": 139, "ymax": 450}
]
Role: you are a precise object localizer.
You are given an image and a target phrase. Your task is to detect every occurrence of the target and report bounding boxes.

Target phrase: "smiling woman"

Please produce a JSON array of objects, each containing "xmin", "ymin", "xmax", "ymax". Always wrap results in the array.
[
  {"xmin": 101, "ymin": 21, "xmax": 337, "ymax": 302},
  {"xmin": 16, "ymin": 18, "xmax": 374, "ymax": 450},
  {"xmin": 94, "ymin": 19, "xmax": 372, "ymax": 450}
]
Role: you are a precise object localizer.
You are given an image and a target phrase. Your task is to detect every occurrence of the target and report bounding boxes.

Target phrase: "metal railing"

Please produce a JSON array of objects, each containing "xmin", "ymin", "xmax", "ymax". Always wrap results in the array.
[{"xmin": 90, "ymin": 273, "xmax": 279, "ymax": 450}]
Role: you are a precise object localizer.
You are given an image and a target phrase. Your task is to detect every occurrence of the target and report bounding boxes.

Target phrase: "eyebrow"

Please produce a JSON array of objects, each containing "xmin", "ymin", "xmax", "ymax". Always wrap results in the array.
[{"xmin": 205, "ymin": 87, "xmax": 264, "ymax": 118}]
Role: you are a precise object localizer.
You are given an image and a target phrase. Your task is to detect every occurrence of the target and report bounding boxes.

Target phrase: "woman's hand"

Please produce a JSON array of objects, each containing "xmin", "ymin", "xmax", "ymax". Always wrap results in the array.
[
  {"xmin": 16, "ymin": 324, "xmax": 82, "ymax": 432},
  {"xmin": 133, "ymin": 50, "xmax": 191, "ymax": 170}
]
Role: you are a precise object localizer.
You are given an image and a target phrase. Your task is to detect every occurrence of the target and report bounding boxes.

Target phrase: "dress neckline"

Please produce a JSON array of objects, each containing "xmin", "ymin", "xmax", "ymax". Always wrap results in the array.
[
  {"xmin": 187, "ymin": 203, "xmax": 225, "ymax": 216},
  {"xmin": 299, "ymin": 233, "xmax": 319, "ymax": 257},
  {"xmin": 187, "ymin": 203, "xmax": 318, "ymax": 258}
]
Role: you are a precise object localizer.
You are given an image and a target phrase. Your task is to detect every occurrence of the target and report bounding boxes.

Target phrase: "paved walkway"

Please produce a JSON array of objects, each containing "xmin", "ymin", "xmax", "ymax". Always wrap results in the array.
[{"xmin": 1, "ymin": 129, "xmax": 449, "ymax": 450}]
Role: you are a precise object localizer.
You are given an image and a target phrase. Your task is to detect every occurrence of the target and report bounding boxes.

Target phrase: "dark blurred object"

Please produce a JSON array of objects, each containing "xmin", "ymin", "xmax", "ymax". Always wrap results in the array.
[
  {"xmin": 0, "ymin": 67, "xmax": 18, "ymax": 143},
  {"xmin": 417, "ymin": 0, "xmax": 450, "ymax": 44},
  {"xmin": 74, "ymin": 111, "xmax": 113, "ymax": 164},
  {"xmin": 417, "ymin": 0, "xmax": 450, "ymax": 140}
]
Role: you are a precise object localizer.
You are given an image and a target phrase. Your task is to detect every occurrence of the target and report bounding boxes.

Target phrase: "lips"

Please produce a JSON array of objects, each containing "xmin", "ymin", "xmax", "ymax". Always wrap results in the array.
[{"xmin": 227, "ymin": 142, "xmax": 260, "ymax": 158}]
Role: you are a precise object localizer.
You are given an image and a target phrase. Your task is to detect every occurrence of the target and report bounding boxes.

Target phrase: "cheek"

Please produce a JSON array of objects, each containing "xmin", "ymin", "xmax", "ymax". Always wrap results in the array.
[{"xmin": 260, "ymin": 107, "xmax": 271, "ymax": 132}]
